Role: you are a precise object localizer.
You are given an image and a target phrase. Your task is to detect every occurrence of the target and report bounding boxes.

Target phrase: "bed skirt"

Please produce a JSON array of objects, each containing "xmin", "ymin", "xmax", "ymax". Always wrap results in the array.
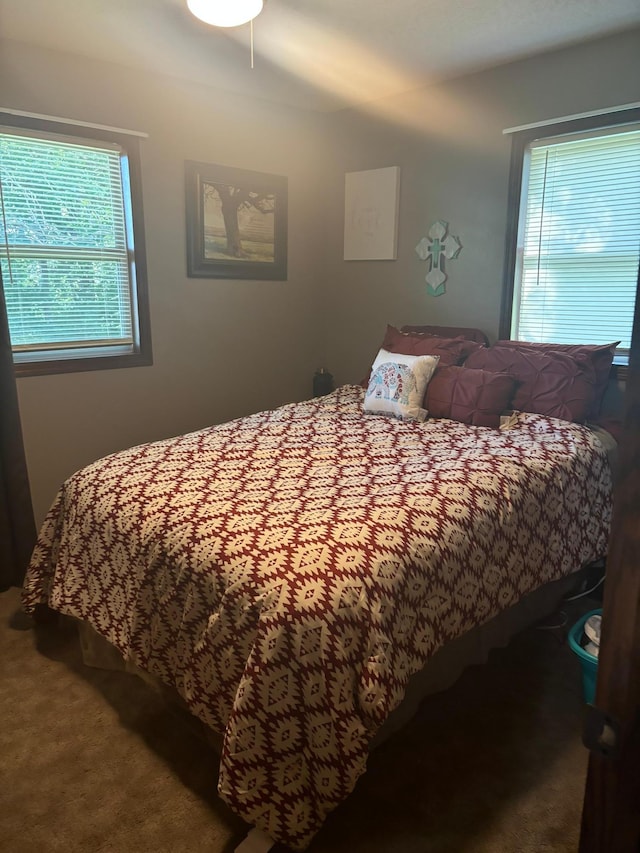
[{"xmin": 76, "ymin": 564, "xmax": 592, "ymax": 753}]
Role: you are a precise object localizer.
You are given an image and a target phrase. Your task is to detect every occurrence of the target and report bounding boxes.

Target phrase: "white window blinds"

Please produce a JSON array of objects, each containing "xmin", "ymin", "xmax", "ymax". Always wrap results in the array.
[
  {"xmin": 0, "ymin": 129, "xmax": 134, "ymax": 356},
  {"xmin": 512, "ymin": 125, "xmax": 640, "ymax": 352}
]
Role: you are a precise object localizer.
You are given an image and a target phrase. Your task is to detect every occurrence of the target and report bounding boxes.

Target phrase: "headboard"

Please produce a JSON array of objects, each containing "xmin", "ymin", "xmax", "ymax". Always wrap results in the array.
[{"xmin": 401, "ymin": 325, "xmax": 490, "ymax": 346}]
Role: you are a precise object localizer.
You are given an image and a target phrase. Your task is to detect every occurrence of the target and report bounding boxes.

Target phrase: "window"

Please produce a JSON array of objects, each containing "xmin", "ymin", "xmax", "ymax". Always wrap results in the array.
[
  {"xmin": 501, "ymin": 107, "xmax": 640, "ymax": 364},
  {"xmin": 0, "ymin": 113, "xmax": 151, "ymax": 376}
]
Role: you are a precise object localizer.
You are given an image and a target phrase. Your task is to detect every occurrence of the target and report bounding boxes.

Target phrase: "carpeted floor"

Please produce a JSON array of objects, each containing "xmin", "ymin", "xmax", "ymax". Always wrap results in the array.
[{"xmin": 0, "ymin": 585, "xmax": 596, "ymax": 852}]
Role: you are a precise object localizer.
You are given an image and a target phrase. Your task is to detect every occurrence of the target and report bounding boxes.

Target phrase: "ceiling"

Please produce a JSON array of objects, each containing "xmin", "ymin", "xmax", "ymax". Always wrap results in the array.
[{"xmin": 1, "ymin": 0, "xmax": 639, "ymax": 112}]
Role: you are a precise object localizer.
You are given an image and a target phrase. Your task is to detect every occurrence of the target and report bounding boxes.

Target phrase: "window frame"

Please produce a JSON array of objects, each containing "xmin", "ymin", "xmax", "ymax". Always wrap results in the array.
[
  {"xmin": 500, "ymin": 106, "xmax": 640, "ymax": 379},
  {"xmin": 0, "ymin": 112, "xmax": 152, "ymax": 377}
]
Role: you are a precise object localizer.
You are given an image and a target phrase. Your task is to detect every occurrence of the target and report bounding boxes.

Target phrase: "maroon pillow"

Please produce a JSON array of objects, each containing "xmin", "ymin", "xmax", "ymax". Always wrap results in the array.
[
  {"xmin": 492, "ymin": 340, "xmax": 618, "ymax": 419},
  {"xmin": 464, "ymin": 347, "xmax": 597, "ymax": 423},
  {"xmin": 382, "ymin": 325, "xmax": 484, "ymax": 367},
  {"xmin": 401, "ymin": 325, "xmax": 489, "ymax": 346},
  {"xmin": 426, "ymin": 366, "xmax": 517, "ymax": 428}
]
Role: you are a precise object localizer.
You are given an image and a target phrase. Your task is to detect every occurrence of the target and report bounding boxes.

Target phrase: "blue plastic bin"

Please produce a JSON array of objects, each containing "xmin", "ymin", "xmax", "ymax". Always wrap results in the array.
[{"xmin": 568, "ymin": 609, "xmax": 602, "ymax": 704}]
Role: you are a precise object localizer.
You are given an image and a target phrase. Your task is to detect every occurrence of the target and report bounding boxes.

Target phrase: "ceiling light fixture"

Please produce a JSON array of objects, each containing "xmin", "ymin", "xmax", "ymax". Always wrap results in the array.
[{"xmin": 186, "ymin": 0, "xmax": 263, "ymax": 28}]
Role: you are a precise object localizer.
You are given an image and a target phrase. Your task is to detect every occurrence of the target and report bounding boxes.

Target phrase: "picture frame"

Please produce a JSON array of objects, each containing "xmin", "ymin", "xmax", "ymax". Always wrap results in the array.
[
  {"xmin": 344, "ymin": 166, "xmax": 400, "ymax": 261},
  {"xmin": 185, "ymin": 160, "xmax": 288, "ymax": 280}
]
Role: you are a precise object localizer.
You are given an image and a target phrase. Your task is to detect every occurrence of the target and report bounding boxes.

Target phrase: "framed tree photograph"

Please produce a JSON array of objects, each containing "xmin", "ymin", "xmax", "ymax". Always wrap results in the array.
[{"xmin": 185, "ymin": 160, "xmax": 288, "ymax": 280}]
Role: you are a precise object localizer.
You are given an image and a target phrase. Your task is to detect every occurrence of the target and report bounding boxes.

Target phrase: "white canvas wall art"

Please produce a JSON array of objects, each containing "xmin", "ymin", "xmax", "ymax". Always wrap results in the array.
[{"xmin": 344, "ymin": 166, "xmax": 400, "ymax": 260}]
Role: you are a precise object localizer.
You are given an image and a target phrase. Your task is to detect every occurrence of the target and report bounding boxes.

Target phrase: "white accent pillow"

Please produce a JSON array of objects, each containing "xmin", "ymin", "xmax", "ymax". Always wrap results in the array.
[{"xmin": 364, "ymin": 348, "xmax": 440, "ymax": 421}]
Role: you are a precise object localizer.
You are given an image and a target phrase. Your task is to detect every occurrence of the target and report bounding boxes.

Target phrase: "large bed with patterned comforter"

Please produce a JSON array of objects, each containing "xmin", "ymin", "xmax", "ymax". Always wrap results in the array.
[{"xmin": 22, "ymin": 382, "xmax": 612, "ymax": 850}]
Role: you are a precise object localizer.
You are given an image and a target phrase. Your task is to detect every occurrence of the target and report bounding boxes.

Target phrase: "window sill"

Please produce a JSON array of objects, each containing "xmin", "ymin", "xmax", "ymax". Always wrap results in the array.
[
  {"xmin": 14, "ymin": 350, "xmax": 153, "ymax": 378},
  {"xmin": 611, "ymin": 359, "xmax": 629, "ymax": 382}
]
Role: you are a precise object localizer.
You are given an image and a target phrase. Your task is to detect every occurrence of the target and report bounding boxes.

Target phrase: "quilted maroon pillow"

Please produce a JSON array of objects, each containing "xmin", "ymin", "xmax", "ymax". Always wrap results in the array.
[
  {"xmin": 492, "ymin": 340, "xmax": 618, "ymax": 419},
  {"xmin": 464, "ymin": 347, "xmax": 597, "ymax": 422},
  {"xmin": 426, "ymin": 366, "xmax": 517, "ymax": 428},
  {"xmin": 382, "ymin": 325, "xmax": 484, "ymax": 366}
]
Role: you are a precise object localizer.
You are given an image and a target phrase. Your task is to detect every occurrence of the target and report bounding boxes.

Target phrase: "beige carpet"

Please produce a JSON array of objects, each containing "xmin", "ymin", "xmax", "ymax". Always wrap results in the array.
[{"xmin": 0, "ymin": 585, "xmax": 595, "ymax": 852}]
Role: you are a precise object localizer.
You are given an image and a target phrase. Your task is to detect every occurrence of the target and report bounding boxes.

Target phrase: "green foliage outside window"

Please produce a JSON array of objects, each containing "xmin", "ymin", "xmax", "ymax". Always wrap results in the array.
[{"xmin": 0, "ymin": 131, "xmax": 134, "ymax": 354}]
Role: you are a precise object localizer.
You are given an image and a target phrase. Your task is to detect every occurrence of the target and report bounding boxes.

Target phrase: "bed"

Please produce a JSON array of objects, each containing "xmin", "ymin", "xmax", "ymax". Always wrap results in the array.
[{"xmin": 21, "ymin": 326, "xmax": 615, "ymax": 852}]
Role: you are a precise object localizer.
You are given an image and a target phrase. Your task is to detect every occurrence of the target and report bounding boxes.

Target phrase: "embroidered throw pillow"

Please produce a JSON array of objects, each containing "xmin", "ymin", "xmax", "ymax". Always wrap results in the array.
[{"xmin": 364, "ymin": 349, "xmax": 440, "ymax": 421}]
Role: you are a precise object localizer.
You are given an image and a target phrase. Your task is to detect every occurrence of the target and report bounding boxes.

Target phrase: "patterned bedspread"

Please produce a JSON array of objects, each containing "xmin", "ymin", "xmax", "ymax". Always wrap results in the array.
[{"xmin": 22, "ymin": 385, "xmax": 612, "ymax": 850}]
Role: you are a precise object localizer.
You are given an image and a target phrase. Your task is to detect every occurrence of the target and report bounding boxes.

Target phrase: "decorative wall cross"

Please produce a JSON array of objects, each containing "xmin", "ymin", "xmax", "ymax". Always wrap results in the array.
[{"xmin": 415, "ymin": 220, "xmax": 462, "ymax": 297}]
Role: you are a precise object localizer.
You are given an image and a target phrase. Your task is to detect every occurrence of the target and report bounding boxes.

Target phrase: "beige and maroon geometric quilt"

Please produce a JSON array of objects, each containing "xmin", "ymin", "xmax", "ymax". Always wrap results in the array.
[{"xmin": 22, "ymin": 385, "xmax": 612, "ymax": 850}]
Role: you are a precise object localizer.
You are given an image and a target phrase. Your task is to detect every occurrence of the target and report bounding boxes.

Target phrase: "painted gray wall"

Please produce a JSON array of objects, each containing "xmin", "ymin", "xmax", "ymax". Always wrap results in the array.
[
  {"xmin": 1, "ymin": 40, "xmax": 332, "ymax": 525},
  {"xmin": 322, "ymin": 29, "xmax": 640, "ymax": 387},
  {"xmin": 2, "ymin": 29, "xmax": 638, "ymax": 525}
]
